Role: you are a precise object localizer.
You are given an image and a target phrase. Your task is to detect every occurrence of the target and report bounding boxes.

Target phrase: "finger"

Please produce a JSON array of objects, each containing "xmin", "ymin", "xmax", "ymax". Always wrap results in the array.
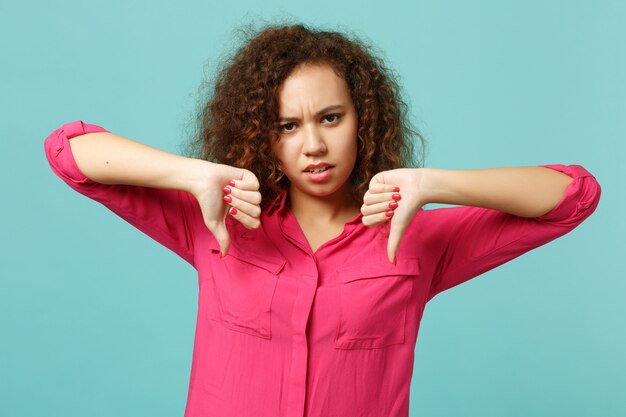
[
  {"xmin": 363, "ymin": 190, "xmax": 402, "ymax": 206},
  {"xmin": 361, "ymin": 199, "xmax": 399, "ymax": 217},
  {"xmin": 369, "ymin": 171, "xmax": 386, "ymax": 187},
  {"xmin": 223, "ymin": 194, "xmax": 262, "ymax": 225},
  {"xmin": 224, "ymin": 186, "xmax": 262, "ymax": 206},
  {"xmin": 228, "ymin": 178, "xmax": 259, "ymax": 191},
  {"xmin": 366, "ymin": 182, "xmax": 400, "ymax": 194},
  {"xmin": 369, "ymin": 171, "xmax": 401, "ymax": 190},
  {"xmin": 361, "ymin": 208, "xmax": 395, "ymax": 227},
  {"xmin": 226, "ymin": 205, "xmax": 261, "ymax": 230},
  {"xmin": 229, "ymin": 170, "xmax": 260, "ymax": 191}
]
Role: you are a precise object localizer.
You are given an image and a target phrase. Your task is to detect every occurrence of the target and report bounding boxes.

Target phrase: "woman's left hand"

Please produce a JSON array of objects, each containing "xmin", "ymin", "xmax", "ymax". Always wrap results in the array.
[{"xmin": 361, "ymin": 168, "xmax": 427, "ymax": 263}]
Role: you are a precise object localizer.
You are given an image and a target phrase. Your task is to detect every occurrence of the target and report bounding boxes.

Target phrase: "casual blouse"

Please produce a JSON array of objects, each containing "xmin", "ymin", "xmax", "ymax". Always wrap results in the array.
[{"xmin": 44, "ymin": 120, "xmax": 602, "ymax": 417}]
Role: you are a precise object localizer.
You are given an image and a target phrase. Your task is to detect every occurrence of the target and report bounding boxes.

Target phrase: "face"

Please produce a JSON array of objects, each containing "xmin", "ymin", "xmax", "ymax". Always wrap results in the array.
[{"xmin": 271, "ymin": 63, "xmax": 359, "ymax": 202}]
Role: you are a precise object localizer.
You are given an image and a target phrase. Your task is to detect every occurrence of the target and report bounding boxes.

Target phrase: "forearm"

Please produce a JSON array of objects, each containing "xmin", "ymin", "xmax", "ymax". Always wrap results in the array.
[
  {"xmin": 419, "ymin": 166, "xmax": 574, "ymax": 218},
  {"xmin": 68, "ymin": 131, "xmax": 208, "ymax": 194}
]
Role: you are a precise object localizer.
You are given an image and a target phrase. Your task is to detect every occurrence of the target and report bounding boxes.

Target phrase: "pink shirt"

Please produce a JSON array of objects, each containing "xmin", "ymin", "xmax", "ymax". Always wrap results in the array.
[{"xmin": 44, "ymin": 120, "xmax": 602, "ymax": 417}]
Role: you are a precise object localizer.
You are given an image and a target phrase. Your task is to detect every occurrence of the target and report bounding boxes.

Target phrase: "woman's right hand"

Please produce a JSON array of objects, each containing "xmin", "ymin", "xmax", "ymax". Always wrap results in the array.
[{"xmin": 188, "ymin": 160, "xmax": 262, "ymax": 257}]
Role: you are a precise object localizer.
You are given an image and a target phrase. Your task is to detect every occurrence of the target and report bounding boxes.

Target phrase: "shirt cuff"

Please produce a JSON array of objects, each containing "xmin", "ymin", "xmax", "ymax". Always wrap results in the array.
[
  {"xmin": 47, "ymin": 120, "xmax": 110, "ymax": 185},
  {"xmin": 535, "ymin": 164, "xmax": 600, "ymax": 223}
]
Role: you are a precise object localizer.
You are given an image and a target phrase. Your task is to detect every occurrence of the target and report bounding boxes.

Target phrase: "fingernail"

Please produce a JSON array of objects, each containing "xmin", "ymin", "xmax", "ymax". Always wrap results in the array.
[
  {"xmin": 388, "ymin": 201, "xmax": 398, "ymax": 209},
  {"xmin": 392, "ymin": 193, "xmax": 401, "ymax": 201},
  {"xmin": 223, "ymin": 195, "xmax": 232, "ymax": 203},
  {"xmin": 230, "ymin": 207, "xmax": 238, "ymax": 215},
  {"xmin": 392, "ymin": 186, "xmax": 400, "ymax": 192},
  {"xmin": 385, "ymin": 210, "xmax": 394, "ymax": 217},
  {"xmin": 229, "ymin": 179, "xmax": 236, "ymax": 187},
  {"xmin": 223, "ymin": 186, "xmax": 231, "ymax": 194}
]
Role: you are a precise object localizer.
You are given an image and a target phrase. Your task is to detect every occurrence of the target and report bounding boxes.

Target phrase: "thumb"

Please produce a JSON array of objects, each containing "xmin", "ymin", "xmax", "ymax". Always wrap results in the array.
[
  {"xmin": 386, "ymin": 216, "xmax": 409, "ymax": 264},
  {"xmin": 208, "ymin": 221, "xmax": 231, "ymax": 258}
]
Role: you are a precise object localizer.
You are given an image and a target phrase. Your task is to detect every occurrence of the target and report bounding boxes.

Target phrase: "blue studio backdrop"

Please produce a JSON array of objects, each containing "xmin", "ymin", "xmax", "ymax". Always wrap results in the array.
[{"xmin": 1, "ymin": 1, "xmax": 624, "ymax": 416}]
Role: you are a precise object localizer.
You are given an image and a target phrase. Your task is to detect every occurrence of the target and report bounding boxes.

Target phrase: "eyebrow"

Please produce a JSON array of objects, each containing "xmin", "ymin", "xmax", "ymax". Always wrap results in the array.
[{"xmin": 278, "ymin": 105, "xmax": 345, "ymax": 123}]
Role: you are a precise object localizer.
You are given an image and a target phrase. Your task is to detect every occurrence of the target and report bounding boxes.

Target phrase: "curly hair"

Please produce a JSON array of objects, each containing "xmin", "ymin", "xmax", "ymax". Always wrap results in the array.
[{"xmin": 183, "ymin": 22, "xmax": 427, "ymax": 212}]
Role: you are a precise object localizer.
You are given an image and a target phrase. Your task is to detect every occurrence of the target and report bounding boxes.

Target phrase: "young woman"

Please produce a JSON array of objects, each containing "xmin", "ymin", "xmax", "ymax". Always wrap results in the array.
[{"xmin": 44, "ymin": 23, "xmax": 601, "ymax": 417}]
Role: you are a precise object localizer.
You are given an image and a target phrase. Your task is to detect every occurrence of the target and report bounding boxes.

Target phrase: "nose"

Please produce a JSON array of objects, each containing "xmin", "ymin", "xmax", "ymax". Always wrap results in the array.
[{"xmin": 303, "ymin": 125, "xmax": 327, "ymax": 155}]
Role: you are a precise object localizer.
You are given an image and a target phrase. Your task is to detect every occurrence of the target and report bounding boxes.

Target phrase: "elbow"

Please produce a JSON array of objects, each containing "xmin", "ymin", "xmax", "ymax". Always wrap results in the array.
[
  {"xmin": 574, "ymin": 176, "xmax": 602, "ymax": 218},
  {"xmin": 534, "ymin": 174, "xmax": 601, "ymax": 226}
]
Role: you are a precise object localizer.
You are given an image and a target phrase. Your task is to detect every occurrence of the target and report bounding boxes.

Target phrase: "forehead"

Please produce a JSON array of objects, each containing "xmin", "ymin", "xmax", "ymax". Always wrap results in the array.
[{"xmin": 277, "ymin": 63, "xmax": 351, "ymax": 111}]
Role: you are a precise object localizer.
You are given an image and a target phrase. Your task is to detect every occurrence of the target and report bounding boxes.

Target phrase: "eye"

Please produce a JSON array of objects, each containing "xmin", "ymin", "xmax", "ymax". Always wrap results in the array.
[
  {"xmin": 280, "ymin": 122, "xmax": 297, "ymax": 132},
  {"xmin": 322, "ymin": 113, "xmax": 341, "ymax": 123}
]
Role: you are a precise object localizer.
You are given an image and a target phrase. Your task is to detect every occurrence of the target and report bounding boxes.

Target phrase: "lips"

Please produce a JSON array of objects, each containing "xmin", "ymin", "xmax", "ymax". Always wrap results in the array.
[{"xmin": 304, "ymin": 162, "xmax": 334, "ymax": 172}]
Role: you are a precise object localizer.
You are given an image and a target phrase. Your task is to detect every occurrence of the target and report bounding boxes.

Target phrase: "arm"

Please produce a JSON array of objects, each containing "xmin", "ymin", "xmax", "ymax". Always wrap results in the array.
[
  {"xmin": 66, "ymin": 127, "xmax": 208, "ymax": 192},
  {"xmin": 419, "ymin": 166, "xmax": 575, "ymax": 218},
  {"xmin": 44, "ymin": 120, "xmax": 210, "ymax": 268},
  {"xmin": 414, "ymin": 164, "xmax": 601, "ymax": 301}
]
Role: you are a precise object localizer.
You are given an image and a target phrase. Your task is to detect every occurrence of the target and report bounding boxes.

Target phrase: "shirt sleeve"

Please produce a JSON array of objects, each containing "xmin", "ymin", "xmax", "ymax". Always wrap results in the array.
[
  {"xmin": 424, "ymin": 164, "xmax": 602, "ymax": 301},
  {"xmin": 44, "ymin": 120, "xmax": 201, "ymax": 269}
]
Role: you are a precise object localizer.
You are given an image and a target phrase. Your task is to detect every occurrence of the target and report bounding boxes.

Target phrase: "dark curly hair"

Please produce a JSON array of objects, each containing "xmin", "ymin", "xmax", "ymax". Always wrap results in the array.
[{"xmin": 182, "ymin": 22, "xmax": 427, "ymax": 212}]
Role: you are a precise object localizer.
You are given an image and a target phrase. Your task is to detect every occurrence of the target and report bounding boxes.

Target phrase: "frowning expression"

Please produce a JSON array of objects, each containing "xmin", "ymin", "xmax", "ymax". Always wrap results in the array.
[{"xmin": 271, "ymin": 63, "xmax": 358, "ymax": 199}]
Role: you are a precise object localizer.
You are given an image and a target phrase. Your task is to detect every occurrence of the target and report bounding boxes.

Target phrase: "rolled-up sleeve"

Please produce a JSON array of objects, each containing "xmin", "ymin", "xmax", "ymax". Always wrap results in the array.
[
  {"xmin": 44, "ymin": 120, "xmax": 200, "ymax": 269},
  {"xmin": 425, "ymin": 164, "xmax": 602, "ymax": 301}
]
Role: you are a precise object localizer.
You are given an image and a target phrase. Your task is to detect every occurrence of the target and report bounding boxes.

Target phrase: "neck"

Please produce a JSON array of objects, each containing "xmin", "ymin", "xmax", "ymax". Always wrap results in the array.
[{"xmin": 287, "ymin": 182, "xmax": 360, "ymax": 225}]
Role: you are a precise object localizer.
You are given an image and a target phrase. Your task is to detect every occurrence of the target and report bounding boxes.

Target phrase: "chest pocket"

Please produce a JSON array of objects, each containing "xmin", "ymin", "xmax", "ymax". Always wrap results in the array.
[
  {"xmin": 335, "ymin": 256, "xmax": 420, "ymax": 350},
  {"xmin": 208, "ymin": 238, "xmax": 286, "ymax": 339}
]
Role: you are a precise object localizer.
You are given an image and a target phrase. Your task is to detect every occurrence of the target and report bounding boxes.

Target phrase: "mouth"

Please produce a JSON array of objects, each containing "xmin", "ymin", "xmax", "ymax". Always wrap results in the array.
[
  {"xmin": 304, "ymin": 165, "xmax": 334, "ymax": 183},
  {"xmin": 305, "ymin": 166, "xmax": 333, "ymax": 174}
]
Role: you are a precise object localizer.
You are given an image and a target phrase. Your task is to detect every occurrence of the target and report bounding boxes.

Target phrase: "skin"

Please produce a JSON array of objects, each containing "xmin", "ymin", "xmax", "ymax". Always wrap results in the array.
[
  {"xmin": 270, "ymin": 63, "xmax": 366, "ymax": 252},
  {"xmin": 211, "ymin": 64, "xmax": 576, "ymax": 263},
  {"xmin": 65, "ymin": 61, "xmax": 574, "ymax": 263},
  {"xmin": 189, "ymin": 62, "xmax": 401, "ymax": 258}
]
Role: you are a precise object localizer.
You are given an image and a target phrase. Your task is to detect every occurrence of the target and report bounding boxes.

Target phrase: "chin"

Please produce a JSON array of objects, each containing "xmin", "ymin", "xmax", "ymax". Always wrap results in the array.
[
  {"xmin": 288, "ymin": 170, "xmax": 353, "ymax": 198},
  {"xmin": 304, "ymin": 182, "xmax": 350, "ymax": 198}
]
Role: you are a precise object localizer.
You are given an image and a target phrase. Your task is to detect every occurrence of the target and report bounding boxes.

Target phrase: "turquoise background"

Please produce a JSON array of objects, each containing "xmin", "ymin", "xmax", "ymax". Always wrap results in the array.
[{"xmin": 2, "ymin": 0, "xmax": 624, "ymax": 416}]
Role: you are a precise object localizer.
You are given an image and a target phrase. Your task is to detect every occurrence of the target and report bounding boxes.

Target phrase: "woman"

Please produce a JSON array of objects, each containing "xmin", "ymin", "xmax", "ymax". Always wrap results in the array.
[{"xmin": 44, "ymin": 23, "xmax": 601, "ymax": 417}]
